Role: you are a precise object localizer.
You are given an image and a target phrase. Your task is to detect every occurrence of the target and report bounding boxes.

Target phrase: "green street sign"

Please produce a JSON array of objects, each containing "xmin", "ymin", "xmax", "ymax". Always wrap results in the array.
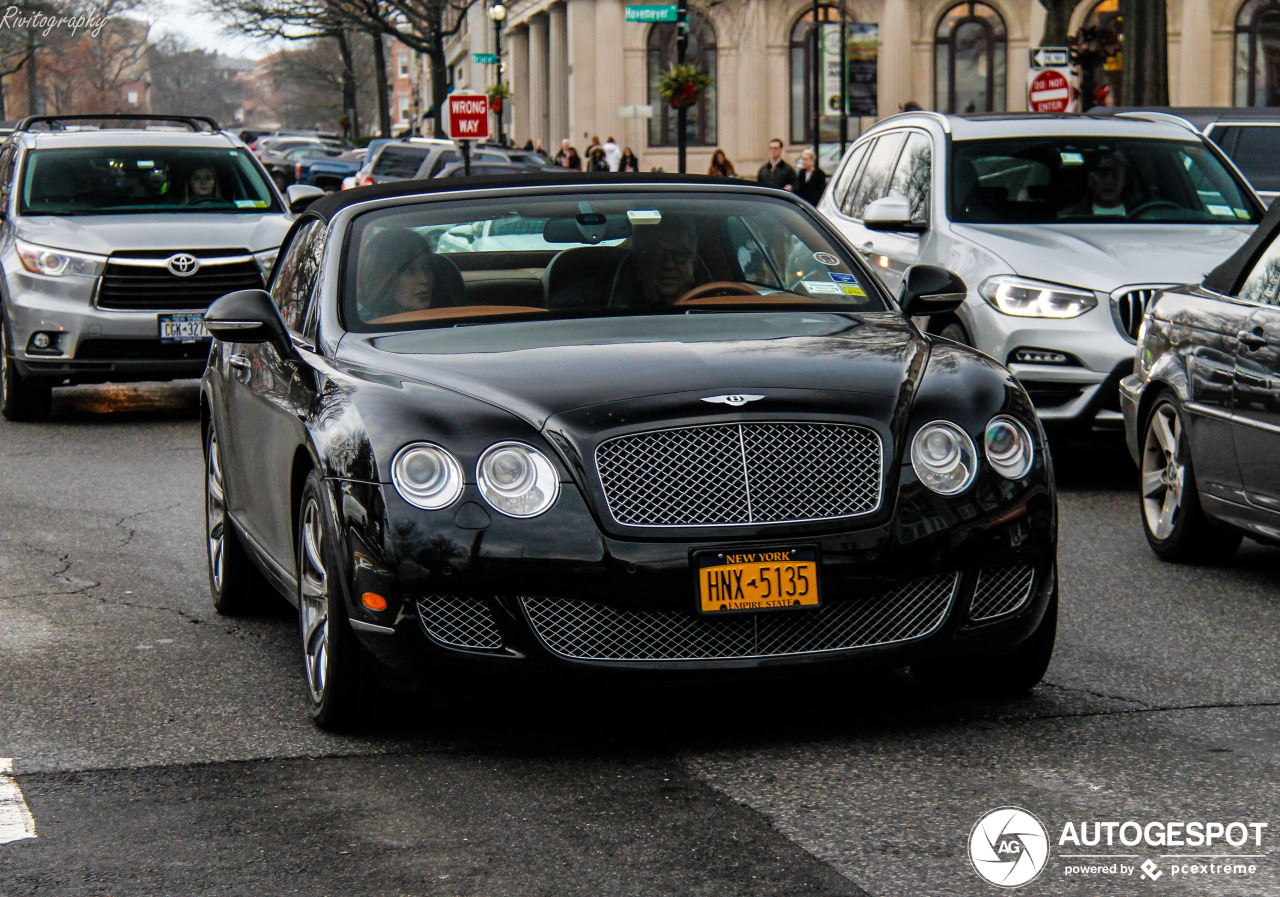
[
  {"xmin": 625, "ymin": 4, "xmax": 677, "ymax": 22},
  {"xmin": 473, "ymin": 53, "xmax": 499, "ymax": 64}
]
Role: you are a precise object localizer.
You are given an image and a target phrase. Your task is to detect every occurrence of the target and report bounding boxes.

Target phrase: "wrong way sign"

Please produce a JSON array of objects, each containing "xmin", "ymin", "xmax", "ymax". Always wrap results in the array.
[
  {"xmin": 1028, "ymin": 68, "xmax": 1072, "ymax": 113},
  {"xmin": 446, "ymin": 93, "xmax": 490, "ymax": 140}
]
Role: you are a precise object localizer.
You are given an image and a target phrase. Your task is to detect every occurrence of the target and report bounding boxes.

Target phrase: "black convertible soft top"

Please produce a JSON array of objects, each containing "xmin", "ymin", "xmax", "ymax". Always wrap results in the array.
[
  {"xmin": 303, "ymin": 172, "xmax": 791, "ymax": 222},
  {"xmin": 1202, "ymin": 197, "xmax": 1280, "ymax": 295}
]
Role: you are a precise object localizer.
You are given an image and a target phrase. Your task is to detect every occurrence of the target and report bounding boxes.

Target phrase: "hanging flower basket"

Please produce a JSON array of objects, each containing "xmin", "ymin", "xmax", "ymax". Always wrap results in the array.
[
  {"xmin": 486, "ymin": 83, "xmax": 512, "ymax": 113},
  {"xmin": 658, "ymin": 63, "xmax": 713, "ymax": 109}
]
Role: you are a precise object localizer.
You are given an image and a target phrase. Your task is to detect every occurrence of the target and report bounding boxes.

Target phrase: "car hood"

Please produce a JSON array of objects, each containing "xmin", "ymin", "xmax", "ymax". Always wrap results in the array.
[
  {"xmin": 339, "ymin": 312, "xmax": 923, "ymax": 431},
  {"xmin": 950, "ymin": 222, "xmax": 1252, "ymax": 291},
  {"xmin": 16, "ymin": 212, "xmax": 293, "ymax": 254}
]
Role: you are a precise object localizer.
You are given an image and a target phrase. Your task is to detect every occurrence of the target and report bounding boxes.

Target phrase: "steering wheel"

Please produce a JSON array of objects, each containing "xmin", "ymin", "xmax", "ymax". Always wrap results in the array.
[
  {"xmin": 674, "ymin": 281, "xmax": 764, "ymax": 305},
  {"xmin": 1127, "ymin": 200, "xmax": 1182, "ymax": 220}
]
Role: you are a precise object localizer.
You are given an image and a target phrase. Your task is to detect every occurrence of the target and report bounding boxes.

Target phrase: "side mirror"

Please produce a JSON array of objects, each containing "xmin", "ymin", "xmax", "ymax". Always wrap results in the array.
[
  {"xmin": 446, "ymin": 222, "xmax": 477, "ymax": 243},
  {"xmin": 205, "ymin": 289, "xmax": 291, "ymax": 355},
  {"xmin": 898, "ymin": 265, "xmax": 967, "ymax": 319},
  {"xmin": 286, "ymin": 184, "xmax": 324, "ymax": 213},
  {"xmin": 864, "ymin": 195, "xmax": 927, "ymax": 233}
]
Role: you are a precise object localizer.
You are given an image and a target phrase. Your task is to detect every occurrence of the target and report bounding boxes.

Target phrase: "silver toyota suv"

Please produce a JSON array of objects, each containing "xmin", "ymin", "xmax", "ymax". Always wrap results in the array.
[
  {"xmin": 817, "ymin": 112, "xmax": 1265, "ymax": 434},
  {"xmin": 0, "ymin": 114, "xmax": 297, "ymax": 420}
]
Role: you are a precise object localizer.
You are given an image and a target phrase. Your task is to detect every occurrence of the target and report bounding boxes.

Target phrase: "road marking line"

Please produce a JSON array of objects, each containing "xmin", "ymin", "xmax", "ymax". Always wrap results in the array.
[{"xmin": 0, "ymin": 758, "xmax": 36, "ymax": 845}]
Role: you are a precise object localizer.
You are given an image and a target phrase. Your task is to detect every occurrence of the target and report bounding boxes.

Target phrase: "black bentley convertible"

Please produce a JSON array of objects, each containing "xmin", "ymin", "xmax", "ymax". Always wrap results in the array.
[{"xmin": 200, "ymin": 175, "xmax": 1057, "ymax": 729}]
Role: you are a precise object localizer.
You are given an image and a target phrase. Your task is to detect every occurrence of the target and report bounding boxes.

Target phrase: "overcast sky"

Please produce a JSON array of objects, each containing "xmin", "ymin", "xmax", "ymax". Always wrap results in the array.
[{"xmin": 150, "ymin": 0, "xmax": 283, "ymax": 60}]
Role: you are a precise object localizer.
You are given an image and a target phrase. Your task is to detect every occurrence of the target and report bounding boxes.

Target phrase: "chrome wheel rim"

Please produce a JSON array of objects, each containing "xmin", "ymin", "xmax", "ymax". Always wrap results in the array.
[
  {"xmin": 206, "ymin": 432, "xmax": 226, "ymax": 594},
  {"xmin": 299, "ymin": 497, "xmax": 330, "ymax": 704},
  {"xmin": 1141, "ymin": 403, "xmax": 1185, "ymax": 541}
]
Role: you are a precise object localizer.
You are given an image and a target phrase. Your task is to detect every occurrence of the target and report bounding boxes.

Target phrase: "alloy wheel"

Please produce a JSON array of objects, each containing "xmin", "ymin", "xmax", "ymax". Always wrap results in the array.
[
  {"xmin": 299, "ymin": 497, "xmax": 330, "ymax": 704},
  {"xmin": 1141, "ymin": 403, "xmax": 1185, "ymax": 540},
  {"xmin": 206, "ymin": 432, "xmax": 227, "ymax": 594}
]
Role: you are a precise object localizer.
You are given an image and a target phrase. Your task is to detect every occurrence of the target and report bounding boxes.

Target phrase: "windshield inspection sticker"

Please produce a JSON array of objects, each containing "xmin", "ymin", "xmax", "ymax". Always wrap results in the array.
[
  {"xmin": 804, "ymin": 281, "xmax": 843, "ymax": 295},
  {"xmin": 813, "ymin": 251, "xmax": 841, "ymax": 266},
  {"xmin": 841, "ymin": 285, "xmax": 866, "ymax": 296},
  {"xmin": 829, "ymin": 272, "xmax": 857, "ymax": 283}
]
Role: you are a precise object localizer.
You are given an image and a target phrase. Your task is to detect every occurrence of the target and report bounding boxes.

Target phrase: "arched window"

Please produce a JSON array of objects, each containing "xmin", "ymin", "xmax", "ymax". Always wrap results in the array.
[
  {"xmin": 934, "ymin": 2, "xmax": 1006, "ymax": 113},
  {"xmin": 647, "ymin": 10, "xmax": 716, "ymax": 147},
  {"xmin": 1236, "ymin": 0, "xmax": 1280, "ymax": 105},
  {"xmin": 789, "ymin": 6, "xmax": 857, "ymax": 145}
]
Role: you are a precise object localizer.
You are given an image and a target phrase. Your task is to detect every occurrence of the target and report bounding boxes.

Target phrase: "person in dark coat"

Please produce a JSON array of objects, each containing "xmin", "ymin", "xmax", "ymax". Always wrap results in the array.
[
  {"xmin": 756, "ymin": 137, "xmax": 795, "ymax": 191},
  {"xmin": 794, "ymin": 149, "xmax": 827, "ymax": 205},
  {"xmin": 619, "ymin": 147, "xmax": 640, "ymax": 172}
]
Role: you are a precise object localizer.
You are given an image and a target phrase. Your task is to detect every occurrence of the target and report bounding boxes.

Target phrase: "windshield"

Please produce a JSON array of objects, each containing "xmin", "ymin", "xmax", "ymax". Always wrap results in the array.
[
  {"xmin": 343, "ymin": 192, "xmax": 885, "ymax": 331},
  {"xmin": 950, "ymin": 136, "xmax": 1263, "ymax": 224},
  {"xmin": 20, "ymin": 147, "xmax": 280, "ymax": 215}
]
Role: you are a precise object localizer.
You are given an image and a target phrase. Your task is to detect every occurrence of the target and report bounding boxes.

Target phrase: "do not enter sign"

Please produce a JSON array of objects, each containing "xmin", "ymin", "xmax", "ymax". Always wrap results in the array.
[
  {"xmin": 1029, "ymin": 69, "xmax": 1071, "ymax": 113},
  {"xmin": 446, "ymin": 93, "xmax": 490, "ymax": 140}
]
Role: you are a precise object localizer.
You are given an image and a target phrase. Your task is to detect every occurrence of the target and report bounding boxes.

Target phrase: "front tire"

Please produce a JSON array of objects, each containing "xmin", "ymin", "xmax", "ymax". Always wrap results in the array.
[
  {"xmin": 1139, "ymin": 396, "xmax": 1241, "ymax": 563},
  {"xmin": 205, "ymin": 427, "xmax": 272, "ymax": 615},
  {"xmin": 1, "ymin": 310, "xmax": 52, "ymax": 422},
  {"xmin": 298, "ymin": 470, "xmax": 375, "ymax": 730},
  {"xmin": 935, "ymin": 318, "xmax": 971, "ymax": 346}
]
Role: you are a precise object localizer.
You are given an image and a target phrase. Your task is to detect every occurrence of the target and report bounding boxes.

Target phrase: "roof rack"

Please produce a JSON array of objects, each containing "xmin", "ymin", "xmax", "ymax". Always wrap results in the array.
[
  {"xmin": 1111, "ymin": 110, "xmax": 1199, "ymax": 133},
  {"xmin": 13, "ymin": 114, "xmax": 222, "ymax": 133}
]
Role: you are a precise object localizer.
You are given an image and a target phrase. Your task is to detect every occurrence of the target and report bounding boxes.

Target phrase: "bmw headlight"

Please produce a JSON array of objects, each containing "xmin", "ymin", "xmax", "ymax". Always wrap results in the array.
[
  {"xmin": 477, "ymin": 442, "xmax": 559, "ymax": 518},
  {"xmin": 15, "ymin": 240, "xmax": 106, "ymax": 277},
  {"xmin": 978, "ymin": 275, "xmax": 1097, "ymax": 318},
  {"xmin": 984, "ymin": 416, "xmax": 1034, "ymax": 480},
  {"xmin": 911, "ymin": 422, "xmax": 977, "ymax": 495},
  {"xmin": 253, "ymin": 248, "xmax": 279, "ymax": 280},
  {"xmin": 391, "ymin": 443, "xmax": 464, "ymax": 510}
]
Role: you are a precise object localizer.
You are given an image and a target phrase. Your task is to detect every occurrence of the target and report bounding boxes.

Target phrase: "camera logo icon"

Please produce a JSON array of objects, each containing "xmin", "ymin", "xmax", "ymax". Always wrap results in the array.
[{"xmin": 969, "ymin": 807, "xmax": 1051, "ymax": 888}]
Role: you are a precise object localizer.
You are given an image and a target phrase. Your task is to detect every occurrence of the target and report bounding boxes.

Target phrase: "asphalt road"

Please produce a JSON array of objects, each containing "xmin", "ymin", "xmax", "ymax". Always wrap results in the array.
[{"xmin": 2, "ymin": 382, "xmax": 1279, "ymax": 896}]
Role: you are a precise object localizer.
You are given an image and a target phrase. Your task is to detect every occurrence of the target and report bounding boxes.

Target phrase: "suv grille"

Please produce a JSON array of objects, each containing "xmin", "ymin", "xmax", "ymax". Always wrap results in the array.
[
  {"xmin": 520, "ymin": 573, "xmax": 959, "ymax": 661},
  {"xmin": 595, "ymin": 423, "xmax": 883, "ymax": 527},
  {"xmin": 1110, "ymin": 286, "xmax": 1168, "ymax": 341},
  {"xmin": 97, "ymin": 252, "xmax": 264, "ymax": 310}
]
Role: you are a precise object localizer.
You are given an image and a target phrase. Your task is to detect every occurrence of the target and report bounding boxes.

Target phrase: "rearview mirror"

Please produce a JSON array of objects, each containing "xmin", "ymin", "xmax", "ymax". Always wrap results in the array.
[
  {"xmin": 898, "ymin": 265, "xmax": 966, "ymax": 319},
  {"xmin": 864, "ymin": 196, "xmax": 927, "ymax": 233},
  {"xmin": 286, "ymin": 184, "xmax": 324, "ymax": 213},
  {"xmin": 205, "ymin": 289, "xmax": 291, "ymax": 356}
]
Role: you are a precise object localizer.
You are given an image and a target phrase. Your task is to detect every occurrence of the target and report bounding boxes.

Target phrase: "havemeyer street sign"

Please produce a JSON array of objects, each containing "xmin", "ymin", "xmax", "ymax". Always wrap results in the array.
[
  {"xmin": 625, "ymin": 4, "xmax": 677, "ymax": 22},
  {"xmin": 473, "ymin": 53, "xmax": 498, "ymax": 64},
  {"xmin": 446, "ymin": 93, "xmax": 490, "ymax": 140}
]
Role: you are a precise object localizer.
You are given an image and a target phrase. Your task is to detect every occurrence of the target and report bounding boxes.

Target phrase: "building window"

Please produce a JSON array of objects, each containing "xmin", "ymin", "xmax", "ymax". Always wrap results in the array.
[
  {"xmin": 1236, "ymin": 0, "xmax": 1280, "ymax": 105},
  {"xmin": 399, "ymin": 52, "xmax": 409, "ymax": 78},
  {"xmin": 398, "ymin": 95, "xmax": 410, "ymax": 122},
  {"xmin": 789, "ymin": 6, "xmax": 857, "ymax": 145},
  {"xmin": 127, "ymin": 89, "xmax": 138, "ymax": 105},
  {"xmin": 647, "ymin": 10, "xmax": 716, "ymax": 147},
  {"xmin": 934, "ymin": 2, "xmax": 1006, "ymax": 113}
]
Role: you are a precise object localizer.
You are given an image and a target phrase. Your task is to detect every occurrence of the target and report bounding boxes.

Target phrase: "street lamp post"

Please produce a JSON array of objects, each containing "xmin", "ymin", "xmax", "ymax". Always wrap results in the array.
[{"xmin": 489, "ymin": 2, "xmax": 507, "ymax": 146}]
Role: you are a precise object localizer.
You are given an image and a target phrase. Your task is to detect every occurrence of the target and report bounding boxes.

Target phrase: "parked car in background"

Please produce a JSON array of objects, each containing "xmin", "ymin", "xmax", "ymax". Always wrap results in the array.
[
  {"xmin": 817, "ymin": 111, "xmax": 1264, "ymax": 435},
  {"xmin": 1121, "ymin": 200, "xmax": 1280, "ymax": 564},
  {"xmin": 263, "ymin": 144, "xmax": 346, "ymax": 190},
  {"xmin": 351, "ymin": 139, "xmax": 552, "ymax": 188},
  {"xmin": 200, "ymin": 174, "xmax": 1057, "ymax": 729},
  {"xmin": 0, "ymin": 114, "xmax": 297, "ymax": 421},
  {"xmin": 300, "ymin": 140, "xmax": 390, "ymax": 192},
  {"xmin": 433, "ymin": 160, "xmax": 566, "ymax": 179},
  {"xmin": 1093, "ymin": 107, "xmax": 1280, "ymax": 204}
]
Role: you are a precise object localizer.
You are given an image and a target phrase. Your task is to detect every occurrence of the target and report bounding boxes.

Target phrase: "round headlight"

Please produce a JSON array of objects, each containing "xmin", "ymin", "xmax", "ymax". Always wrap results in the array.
[
  {"xmin": 391, "ymin": 443, "xmax": 464, "ymax": 510},
  {"xmin": 477, "ymin": 442, "xmax": 560, "ymax": 518},
  {"xmin": 984, "ymin": 416, "xmax": 1034, "ymax": 479},
  {"xmin": 911, "ymin": 422, "xmax": 977, "ymax": 495}
]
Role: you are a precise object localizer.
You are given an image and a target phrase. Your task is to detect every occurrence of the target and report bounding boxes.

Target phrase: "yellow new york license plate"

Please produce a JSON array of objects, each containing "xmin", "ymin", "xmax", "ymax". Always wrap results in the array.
[{"xmin": 694, "ymin": 547, "xmax": 820, "ymax": 615}]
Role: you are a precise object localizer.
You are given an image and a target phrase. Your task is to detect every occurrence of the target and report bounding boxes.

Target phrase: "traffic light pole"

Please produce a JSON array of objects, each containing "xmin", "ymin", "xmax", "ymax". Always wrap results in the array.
[{"xmin": 676, "ymin": 0, "xmax": 688, "ymax": 174}]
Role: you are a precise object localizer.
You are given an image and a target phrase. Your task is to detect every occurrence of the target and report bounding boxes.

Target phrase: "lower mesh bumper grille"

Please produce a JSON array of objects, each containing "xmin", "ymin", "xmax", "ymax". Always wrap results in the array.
[
  {"xmin": 416, "ymin": 594, "xmax": 503, "ymax": 649},
  {"xmin": 520, "ymin": 573, "xmax": 959, "ymax": 662},
  {"xmin": 970, "ymin": 563, "xmax": 1036, "ymax": 621}
]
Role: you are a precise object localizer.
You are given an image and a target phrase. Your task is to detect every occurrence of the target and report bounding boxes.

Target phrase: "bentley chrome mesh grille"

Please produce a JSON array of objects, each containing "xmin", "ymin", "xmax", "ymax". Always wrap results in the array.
[
  {"xmin": 520, "ymin": 573, "xmax": 958, "ymax": 662},
  {"xmin": 969, "ymin": 563, "xmax": 1036, "ymax": 621},
  {"xmin": 595, "ymin": 423, "xmax": 882, "ymax": 526},
  {"xmin": 416, "ymin": 594, "xmax": 504, "ymax": 650}
]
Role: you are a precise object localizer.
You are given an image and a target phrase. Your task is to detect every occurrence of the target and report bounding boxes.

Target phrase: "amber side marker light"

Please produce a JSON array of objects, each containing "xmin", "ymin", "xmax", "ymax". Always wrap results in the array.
[{"xmin": 361, "ymin": 592, "xmax": 388, "ymax": 611}]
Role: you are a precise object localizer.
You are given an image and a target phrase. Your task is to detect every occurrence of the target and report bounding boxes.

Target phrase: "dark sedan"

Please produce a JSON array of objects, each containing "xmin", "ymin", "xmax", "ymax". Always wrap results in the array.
[
  {"xmin": 199, "ymin": 175, "xmax": 1057, "ymax": 729},
  {"xmin": 1121, "ymin": 199, "xmax": 1280, "ymax": 562}
]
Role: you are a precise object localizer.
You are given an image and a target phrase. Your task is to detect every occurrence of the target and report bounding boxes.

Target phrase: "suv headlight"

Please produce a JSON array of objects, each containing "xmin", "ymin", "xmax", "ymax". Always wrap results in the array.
[
  {"xmin": 253, "ymin": 248, "xmax": 279, "ymax": 280},
  {"xmin": 391, "ymin": 443, "xmax": 464, "ymax": 510},
  {"xmin": 477, "ymin": 442, "xmax": 559, "ymax": 518},
  {"xmin": 984, "ymin": 416, "xmax": 1034, "ymax": 480},
  {"xmin": 979, "ymin": 275, "xmax": 1097, "ymax": 318},
  {"xmin": 15, "ymin": 240, "xmax": 106, "ymax": 277},
  {"xmin": 911, "ymin": 422, "xmax": 977, "ymax": 495}
]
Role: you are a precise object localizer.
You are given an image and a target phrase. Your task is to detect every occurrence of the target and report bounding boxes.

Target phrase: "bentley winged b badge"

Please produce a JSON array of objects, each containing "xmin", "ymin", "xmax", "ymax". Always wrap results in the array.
[{"xmin": 701, "ymin": 394, "xmax": 765, "ymax": 407}]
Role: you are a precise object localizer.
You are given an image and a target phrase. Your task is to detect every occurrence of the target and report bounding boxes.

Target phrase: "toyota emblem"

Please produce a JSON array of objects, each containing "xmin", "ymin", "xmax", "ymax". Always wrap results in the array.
[{"xmin": 166, "ymin": 253, "xmax": 200, "ymax": 277}]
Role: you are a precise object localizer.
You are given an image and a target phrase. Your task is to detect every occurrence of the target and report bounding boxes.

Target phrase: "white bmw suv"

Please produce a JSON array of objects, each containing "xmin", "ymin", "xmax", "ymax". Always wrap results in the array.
[{"xmin": 817, "ymin": 112, "xmax": 1264, "ymax": 434}]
